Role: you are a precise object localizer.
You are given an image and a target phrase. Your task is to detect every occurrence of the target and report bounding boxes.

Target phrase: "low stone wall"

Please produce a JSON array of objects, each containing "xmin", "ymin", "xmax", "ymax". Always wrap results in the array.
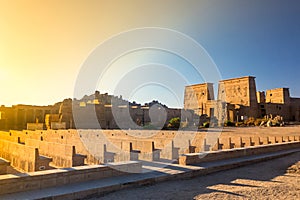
[
  {"xmin": 210, "ymin": 136, "xmax": 300, "ymax": 151},
  {"xmin": 0, "ymin": 131, "xmax": 21, "ymax": 143},
  {"xmin": 25, "ymin": 138, "xmax": 86, "ymax": 168},
  {"xmin": 0, "ymin": 139, "xmax": 52, "ymax": 172},
  {"xmin": 0, "ymin": 161, "xmax": 141, "ymax": 195},
  {"xmin": 179, "ymin": 141, "xmax": 300, "ymax": 165},
  {"xmin": 2, "ymin": 129, "xmax": 300, "ymax": 166}
]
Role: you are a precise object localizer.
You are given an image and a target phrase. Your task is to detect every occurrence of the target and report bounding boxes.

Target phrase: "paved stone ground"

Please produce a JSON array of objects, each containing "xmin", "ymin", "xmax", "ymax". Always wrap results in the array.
[
  {"xmin": 89, "ymin": 152, "xmax": 300, "ymax": 200},
  {"xmin": 1, "ymin": 149, "xmax": 298, "ymax": 200}
]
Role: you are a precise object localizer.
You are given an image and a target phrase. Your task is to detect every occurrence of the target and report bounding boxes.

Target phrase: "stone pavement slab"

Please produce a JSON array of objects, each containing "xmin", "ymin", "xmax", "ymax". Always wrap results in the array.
[{"xmin": 0, "ymin": 148, "xmax": 299, "ymax": 200}]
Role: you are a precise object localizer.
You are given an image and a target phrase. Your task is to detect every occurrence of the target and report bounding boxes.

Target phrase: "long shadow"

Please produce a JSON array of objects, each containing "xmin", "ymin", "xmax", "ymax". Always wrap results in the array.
[
  {"xmin": 141, "ymin": 160, "xmax": 193, "ymax": 172},
  {"xmin": 99, "ymin": 151, "xmax": 300, "ymax": 200},
  {"xmin": 228, "ymin": 182, "xmax": 260, "ymax": 188},
  {"xmin": 205, "ymin": 189, "xmax": 247, "ymax": 198},
  {"xmin": 186, "ymin": 151, "xmax": 300, "ymax": 199}
]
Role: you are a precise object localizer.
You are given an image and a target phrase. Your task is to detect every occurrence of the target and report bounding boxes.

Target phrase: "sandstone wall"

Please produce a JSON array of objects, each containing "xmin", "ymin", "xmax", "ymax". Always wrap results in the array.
[
  {"xmin": 184, "ymin": 83, "xmax": 214, "ymax": 115},
  {"xmin": 25, "ymin": 138, "xmax": 85, "ymax": 168},
  {"xmin": 0, "ymin": 139, "xmax": 51, "ymax": 172},
  {"xmin": 266, "ymin": 88, "xmax": 290, "ymax": 104},
  {"xmin": 1, "ymin": 128, "xmax": 300, "ymax": 167},
  {"xmin": 179, "ymin": 141, "xmax": 300, "ymax": 165}
]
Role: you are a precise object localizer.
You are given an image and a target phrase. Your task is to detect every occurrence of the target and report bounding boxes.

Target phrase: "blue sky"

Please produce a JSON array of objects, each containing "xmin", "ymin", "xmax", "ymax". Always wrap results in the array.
[
  {"xmin": 1, "ymin": 0, "xmax": 300, "ymax": 107},
  {"xmin": 184, "ymin": 0, "xmax": 300, "ymax": 96}
]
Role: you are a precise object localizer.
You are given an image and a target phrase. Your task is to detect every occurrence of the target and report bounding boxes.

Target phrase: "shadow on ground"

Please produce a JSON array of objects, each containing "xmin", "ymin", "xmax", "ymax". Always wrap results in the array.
[{"xmin": 87, "ymin": 152, "xmax": 300, "ymax": 200}]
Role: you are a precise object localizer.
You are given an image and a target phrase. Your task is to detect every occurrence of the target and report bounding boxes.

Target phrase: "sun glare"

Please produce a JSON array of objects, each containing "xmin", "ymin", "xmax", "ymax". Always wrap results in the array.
[{"xmin": 0, "ymin": 68, "xmax": 9, "ymax": 81}]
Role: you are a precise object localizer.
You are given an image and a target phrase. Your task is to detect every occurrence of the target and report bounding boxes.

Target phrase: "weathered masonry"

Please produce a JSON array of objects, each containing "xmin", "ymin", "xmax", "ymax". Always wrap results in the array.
[{"xmin": 184, "ymin": 76, "xmax": 300, "ymax": 122}]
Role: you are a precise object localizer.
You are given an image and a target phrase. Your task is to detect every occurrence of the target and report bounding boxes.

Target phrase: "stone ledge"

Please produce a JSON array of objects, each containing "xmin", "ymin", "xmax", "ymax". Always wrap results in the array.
[
  {"xmin": 179, "ymin": 141, "xmax": 300, "ymax": 165},
  {"xmin": 0, "ymin": 161, "xmax": 142, "ymax": 195}
]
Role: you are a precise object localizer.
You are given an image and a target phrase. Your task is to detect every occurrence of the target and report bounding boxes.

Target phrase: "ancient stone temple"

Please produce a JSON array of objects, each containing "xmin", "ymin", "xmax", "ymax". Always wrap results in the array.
[{"xmin": 184, "ymin": 76, "xmax": 300, "ymax": 123}]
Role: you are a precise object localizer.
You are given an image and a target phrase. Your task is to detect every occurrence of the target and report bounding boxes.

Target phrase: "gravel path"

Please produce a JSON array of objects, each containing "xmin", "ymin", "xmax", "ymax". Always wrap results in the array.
[{"xmin": 89, "ymin": 152, "xmax": 300, "ymax": 200}]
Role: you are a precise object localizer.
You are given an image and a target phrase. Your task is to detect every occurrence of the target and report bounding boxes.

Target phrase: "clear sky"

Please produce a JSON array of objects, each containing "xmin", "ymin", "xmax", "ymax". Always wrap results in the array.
[{"xmin": 1, "ymin": 0, "xmax": 300, "ymax": 107}]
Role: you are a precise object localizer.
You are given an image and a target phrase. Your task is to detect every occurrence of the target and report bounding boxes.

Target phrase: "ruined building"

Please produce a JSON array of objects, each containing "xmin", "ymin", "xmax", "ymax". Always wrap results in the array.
[
  {"xmin": 0, "ymin": 104, "xmax": 60, "ymax": 130},
  {"xmin": 184, "ymin": 76, "xmax": 300, "ymax": 123},
  {"xmin": 0, "ymin": 91, "xmax": 190, "ymax": 130},
  {"xmin": 64, "ymin": 92, "xmax": 188, "ymax": 130}
]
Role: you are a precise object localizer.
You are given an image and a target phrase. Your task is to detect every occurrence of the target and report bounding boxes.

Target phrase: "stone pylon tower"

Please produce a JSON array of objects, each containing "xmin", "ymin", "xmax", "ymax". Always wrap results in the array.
[
  {"xmin": 218, "ymin": 76, "xmax": 259, "ymax": 118},
  {"xmin": 184, "ymin": 83, "xmax": 214, "ymax": 115}
]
